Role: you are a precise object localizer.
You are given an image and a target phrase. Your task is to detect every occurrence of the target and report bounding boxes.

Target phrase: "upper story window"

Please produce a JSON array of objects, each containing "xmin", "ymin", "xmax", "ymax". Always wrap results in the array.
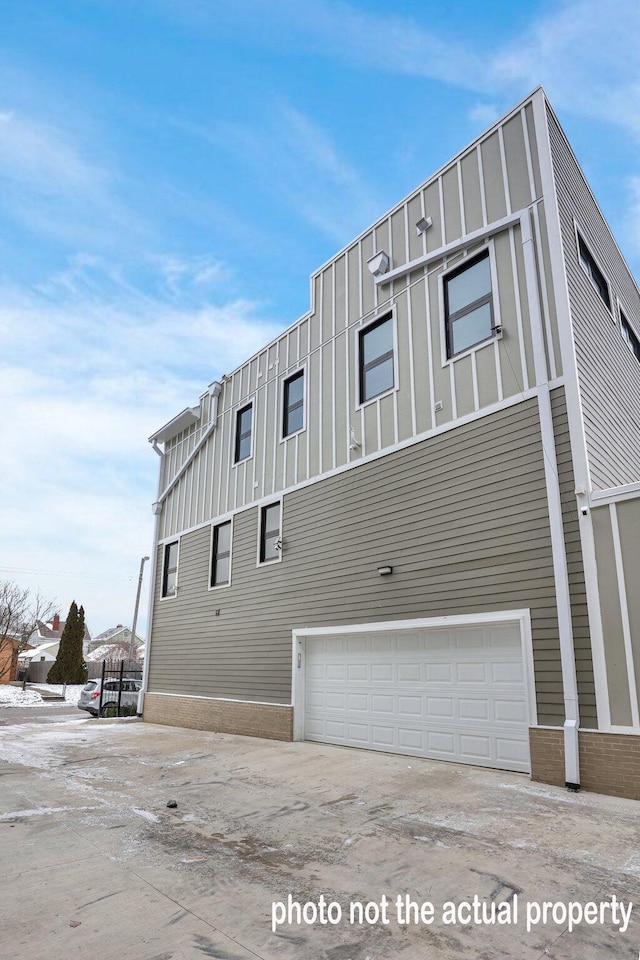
[
  {"xmin": 283, "ymin": 371, "xmax": 305, "ymax": 437},
  {"xmin": 621, "ymin": 311, "xmax": 640, "ymax": 363},
  {"xmin": 359, "ymin": 315, "xmax": 394, "ymax": 403},
  {"xmin": 210, "ymin": 520, "xmax": 232, "ymax": 587},
  {"xmin": 234, "ymin": 403, "xmax": 253, "ymax": 463},
  {"xmin": 259, "ymin": 501, "xmax": 281, "ymax": 564},
  {"xmin": 577, "ymin": 234, "xmax": 611, "ymax": 311},
  {"xmin": 444, "ymin": 251, "xmax": 494, "ymax": 358},
  {"xmin": 162, "ymin": 541, "xmax": 178, "ymax": 598}
]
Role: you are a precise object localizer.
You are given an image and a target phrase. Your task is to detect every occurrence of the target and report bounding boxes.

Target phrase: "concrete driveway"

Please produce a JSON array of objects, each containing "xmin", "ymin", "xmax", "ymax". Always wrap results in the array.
[{"xmin": 0, "ymin": 719, "xmax": 639, "ymax": 960}]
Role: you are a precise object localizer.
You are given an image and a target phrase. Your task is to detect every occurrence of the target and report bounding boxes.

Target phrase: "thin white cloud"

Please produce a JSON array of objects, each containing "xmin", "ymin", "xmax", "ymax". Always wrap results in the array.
[
  {"xmin": 165, "ymin": 0, "xmax": 640, "ymax": 140},
  {"xmin": 0, "ymin": 257, "xmax": 281, "ymax": 634},
  {"xmin": 0, "ymin": 107, "xmax": 146, "ymax": 249},
  {"xmin": 177, "ymin": 102, "xmax": 381, "ymax": 244}
]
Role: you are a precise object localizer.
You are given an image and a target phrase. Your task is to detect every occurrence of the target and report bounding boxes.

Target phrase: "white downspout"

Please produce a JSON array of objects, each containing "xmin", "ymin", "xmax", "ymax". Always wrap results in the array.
[
  {"xmin": 521, "ymin": 208, "xmax": 581, "ymax": 788},
  {"xmin": 136, "ymin": 465, "xmax": 163, "ymax": 716}
]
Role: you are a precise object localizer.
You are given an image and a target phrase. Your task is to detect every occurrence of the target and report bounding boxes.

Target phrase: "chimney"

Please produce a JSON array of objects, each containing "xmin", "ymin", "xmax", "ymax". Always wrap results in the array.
[{"xmin": 53, "ymin": 613, "xmax": 60, "ymax": 632}]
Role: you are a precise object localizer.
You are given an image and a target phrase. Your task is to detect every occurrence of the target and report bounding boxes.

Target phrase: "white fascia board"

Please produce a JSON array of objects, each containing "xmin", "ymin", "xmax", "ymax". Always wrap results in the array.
[
  {"xmin": 374, "ymin": 210, "xmax": 525, "ymax": 286},
  {"xmin": 149, "ymin": 406, "xmax": 201, "ymax": 446}
]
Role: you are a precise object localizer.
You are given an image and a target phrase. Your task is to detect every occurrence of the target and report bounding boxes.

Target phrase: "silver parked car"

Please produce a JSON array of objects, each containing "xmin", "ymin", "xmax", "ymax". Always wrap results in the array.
[{"xmin": 78, "ymin": 678, "xmax": 142, "ymax": 717}]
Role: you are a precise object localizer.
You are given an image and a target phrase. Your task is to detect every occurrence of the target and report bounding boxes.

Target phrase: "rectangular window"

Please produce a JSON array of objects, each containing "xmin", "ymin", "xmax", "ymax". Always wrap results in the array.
[
  {"xmin": 234, "ymin": 404, "xmax": 253, "ymax": 463},
  {"xmin": 283, "ymin": 371, "xmax": 304, "ymax": 437},
  {"xmin": 577, "ymin": 235, "xmax": 611, "ymax": 310},
  {"xmin": 259, "ymin": 502, "xmax": 281, "ymax": 563},
  {"xmin": 359, "ymin": 315, "xmax": 394, "ymax": 403},
  {"xmin": 162, "ymin": 541, "xmax": 178, "ymax": 598},
  {"xmin": 621, "ymin": 312, "xmax": 640, "ymax": 363},
  {"xmin": 211, "ymin": 521, "xmax": 232, "ymax": 587},
  {"xmin": 444, "ymin": 251, "xmax": 494, "ymax": 358}
]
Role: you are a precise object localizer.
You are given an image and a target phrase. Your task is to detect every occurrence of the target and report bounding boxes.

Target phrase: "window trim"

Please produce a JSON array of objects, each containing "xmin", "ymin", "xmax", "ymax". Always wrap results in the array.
[
  {"xmin": 574, "ymin": 225, "xmax": 612, "ymax": 313},
  {"xmin": 355, "ymin": 309, "xmax": 399, "ymax": 410},
  {"xmin": 442, "ymin": 246, "xmax": 498, "ymax": 362},
  {"xmin": 233, "ymin": 401, "xmax": 254, "ymax": 465},
  {"xmin": 281, "ymin": 367, "xmax": 307, "ymax": 440},
  {"xmin": 160, "ymin": 540, "xmax": 179, "ymax": 600},
  {"xmin": 619, "ymin": 302, "xmax": 640, "ymax": 364},
  {"xmin": 257, "ymin": 498, "xmax": 283, "ymax": 567},
  {"xmin": 209, "ymin": 516, "xmax": 233, "ymax": 590}
]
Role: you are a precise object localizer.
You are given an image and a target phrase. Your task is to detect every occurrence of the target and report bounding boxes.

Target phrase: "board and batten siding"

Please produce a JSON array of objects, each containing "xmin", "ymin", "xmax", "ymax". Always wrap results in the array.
[
  {"xmin": 157, "ymin": 93, "xmax": 562, "ymax": 542},
  {"xmin": 547, "ymin": 104, "xmax": 640, "ymax": 491},
  {"xmin": 591, "ymin": 496, "xmax": 640, "ymax": 729},
  {"xmin": 148, "ymin": 390, "xmax": 593, "ymax": 728}
]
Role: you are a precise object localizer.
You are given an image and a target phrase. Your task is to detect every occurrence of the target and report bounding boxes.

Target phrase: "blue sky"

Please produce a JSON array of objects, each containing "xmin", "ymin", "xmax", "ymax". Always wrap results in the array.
[{"xmin": 1, "ymin": 0, "xmax": 639, "ymax": 636}]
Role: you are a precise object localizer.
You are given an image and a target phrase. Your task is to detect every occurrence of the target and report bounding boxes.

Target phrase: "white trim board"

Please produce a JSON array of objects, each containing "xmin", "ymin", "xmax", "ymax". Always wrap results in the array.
[{"xmin": 155, "ymin": 384, "xmax": 562, "ymax": 544}]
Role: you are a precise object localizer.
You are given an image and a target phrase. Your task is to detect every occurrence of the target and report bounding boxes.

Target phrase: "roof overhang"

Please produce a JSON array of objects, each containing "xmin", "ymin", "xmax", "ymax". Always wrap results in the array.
[{"xmin": 148, "ymin": 405, "xmax": 201, "ymax": 446}]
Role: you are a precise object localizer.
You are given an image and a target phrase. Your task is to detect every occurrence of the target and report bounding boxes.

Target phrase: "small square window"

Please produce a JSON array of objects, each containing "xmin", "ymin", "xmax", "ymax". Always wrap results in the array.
[
  {"xmin": 359, "ymin": 315, "xmax": 394, "ymax": 403},
  {"xmin": 621, "ymin": 311, "xmax": 640, "ymax": 363},
  {"xmin": 259, "ymin": 502, "xmax": 281, "ymax": 563},
  {"xmin": 234, "ymin": 404, "xmax": 253, "ymax": 463},
  {"xmin": 162, "ymin": 541, "xmax": 178, "ymax": 598},
  {"xmin": 211, "ymin": 521, "xmax": 232, "ymax": 587},
  {"xmin": 577, "ymin": 235, "xmax": 611, "ymax": 311},
  {"xmin": 283, "ymin": 371, "xmax": 304, "ymax": 437},
  {"xmin": 444, "ymin": 251, "xmax": 495, "ymax": 358}
]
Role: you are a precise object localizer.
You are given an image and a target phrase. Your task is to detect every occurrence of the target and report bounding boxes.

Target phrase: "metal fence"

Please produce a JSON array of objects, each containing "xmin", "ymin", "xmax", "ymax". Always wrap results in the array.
[{"xmin": 97, "ymin": 659, "xmax": 144, "ymax": 718}]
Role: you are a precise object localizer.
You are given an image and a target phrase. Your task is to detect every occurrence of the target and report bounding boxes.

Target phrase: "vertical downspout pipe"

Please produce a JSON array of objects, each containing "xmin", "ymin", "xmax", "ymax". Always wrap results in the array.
[{"xmin": 521, "ymin": 209, "xmax": 580, "ymax": 789}]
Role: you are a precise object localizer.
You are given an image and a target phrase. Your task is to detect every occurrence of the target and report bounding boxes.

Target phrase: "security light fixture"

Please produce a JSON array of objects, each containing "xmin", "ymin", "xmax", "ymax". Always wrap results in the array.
[
  {"xmin": 415, "ymin": 216, "xmax": 433, "ymax": 234},
  {"xmin": 366, "ymin": 250, "xmax": 390, "ymax": 277},
  {"xmin": 378, "ymin": 565, "xmax": 393, "ymax": 576}
]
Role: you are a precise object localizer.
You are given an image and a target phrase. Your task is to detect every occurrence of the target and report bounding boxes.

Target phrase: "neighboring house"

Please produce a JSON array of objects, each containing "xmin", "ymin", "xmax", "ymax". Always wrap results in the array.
[
  {"xmin": 0, "ymin": 635, "xmax": 21, "ymax": 684},
  {"xmin": 86, "ymin": 641, "xmax": 144, "ymax": 662},
  {"xmin": 30, "ymin": 614, "xmax": 92, "ymax": 654},
  {"xmin": 141, "ymin": 88, "xmax": 640, "ymax": 801},
  {"xmin": 20, "ymin": 642, "xmax": 59, "ymax": 665},
  {"xmin": 88, "ymin": 625, "xmax": 144, "ymax": 655}
]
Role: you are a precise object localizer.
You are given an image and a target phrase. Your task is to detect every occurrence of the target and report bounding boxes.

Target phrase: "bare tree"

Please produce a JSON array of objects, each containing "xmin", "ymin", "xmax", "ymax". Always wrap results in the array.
[{"xmin": 0, "ymin": 580, "xmax": 57, "ymax": 682}]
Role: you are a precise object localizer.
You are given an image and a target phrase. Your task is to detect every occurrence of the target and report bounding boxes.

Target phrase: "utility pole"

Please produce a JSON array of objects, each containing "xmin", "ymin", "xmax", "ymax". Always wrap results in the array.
[{"xmin": 129, "ymin": 556, "xmax": 149, "ymax": 661}]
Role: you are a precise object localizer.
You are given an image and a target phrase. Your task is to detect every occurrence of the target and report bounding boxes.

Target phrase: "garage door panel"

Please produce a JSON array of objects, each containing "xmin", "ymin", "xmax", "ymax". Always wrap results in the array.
[
  {"xmin": 458, "ymin": 698, "xmax": 489, "ymax": 720},
  {"xmin": 304, "ymin": 622, "xmax": 531, "ymax": 773}
]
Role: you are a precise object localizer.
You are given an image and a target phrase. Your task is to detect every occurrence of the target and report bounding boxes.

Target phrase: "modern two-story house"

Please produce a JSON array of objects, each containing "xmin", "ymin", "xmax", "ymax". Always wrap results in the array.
[{"xmin": 140, "ymin": 88, "xmax": 640, "ymax": 800}]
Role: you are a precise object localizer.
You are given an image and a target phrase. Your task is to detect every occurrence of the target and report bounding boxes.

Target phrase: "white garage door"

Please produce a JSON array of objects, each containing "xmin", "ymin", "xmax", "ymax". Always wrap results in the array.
[{"xmin": 303, "ymin": 622, "xmax": 530, "ymax": 772}]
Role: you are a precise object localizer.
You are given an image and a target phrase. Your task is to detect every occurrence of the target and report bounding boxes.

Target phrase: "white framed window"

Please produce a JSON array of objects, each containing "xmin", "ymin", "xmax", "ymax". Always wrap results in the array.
[
  {"xmin": 576, "ymin": 230, "xmax": 611, "ymax": 312},
  {"xmin": 620, "ymin": 308, "xmax": 640, "ymax": 363},
  {"xmin": 358, "ymin": 313, "xmax": 396, "ymax": 405},
  {"xmin": 443, "ymin": 250, "xmax": 496, "ymax": 358},
  {"xmin": 210, "ymin": 519, "xmax": 232, "ymax": 588},
  {"xmin": 234, "ymin": 402, "xmax": 253, "ymax": 463},
  {"xmin": 161, "ymin": 540, "xmax": 179, "ymax": 598},
  {"xmin": 258, "ymin": 500, "xmax": 282, "ymax": 565},
  {"xmin": 282, "ymin": 369, "xmax": 305, "ymax": 438}
]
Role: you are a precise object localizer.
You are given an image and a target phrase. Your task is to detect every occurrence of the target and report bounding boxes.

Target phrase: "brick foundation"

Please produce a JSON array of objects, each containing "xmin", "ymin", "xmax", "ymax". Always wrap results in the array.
[
  {"xmin": 530, "ymin": 727, "xmax": 640, "ymax": 800},
  {"xmin": 143, "ymin": 692, "xmax": 293, "ymax": 741}
]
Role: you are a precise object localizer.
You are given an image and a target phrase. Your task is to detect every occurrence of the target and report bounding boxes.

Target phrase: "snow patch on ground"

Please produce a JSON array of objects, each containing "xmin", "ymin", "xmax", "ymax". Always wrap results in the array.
[
  {"xmin": 0, "ymin": 684, "xmax": 84, "ymax": 708},
  {"xmin": 132, "ymin": 807, "xmax": 160, "ymax": 823},
  {"xmin": 37, "ymin": 684, "xmax": 84, "ymax": 704},
  {"xmin": 0, "ymin": 805, "xmax": 100, "ymax": 820},
  {"xmin": 0, "ymin": 687, "xmax": 44, "ymax": 707}
]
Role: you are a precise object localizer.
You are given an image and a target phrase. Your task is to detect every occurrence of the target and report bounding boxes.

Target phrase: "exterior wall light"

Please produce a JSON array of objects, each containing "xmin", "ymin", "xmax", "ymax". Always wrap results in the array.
[
  {"xmin": 415, "ymin": 216, "xmax": 433, "ymax": 234},
  {"xmin": 366, "ymin": 251, "xmax": 390, "ymax": 277},
  {"xmin": 377, "ymin": 565, "xmax": 393, "ymax": 576}
]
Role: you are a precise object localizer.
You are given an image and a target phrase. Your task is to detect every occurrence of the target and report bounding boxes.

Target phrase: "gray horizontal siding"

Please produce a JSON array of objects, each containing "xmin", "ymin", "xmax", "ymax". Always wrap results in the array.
[
  {"xmin": 547, "ymin": 105, "xmax": 640, "ymax": 490},
  {"xmin": 148, "ymin": 394, "xmax": 590, "ymax": 727}
]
